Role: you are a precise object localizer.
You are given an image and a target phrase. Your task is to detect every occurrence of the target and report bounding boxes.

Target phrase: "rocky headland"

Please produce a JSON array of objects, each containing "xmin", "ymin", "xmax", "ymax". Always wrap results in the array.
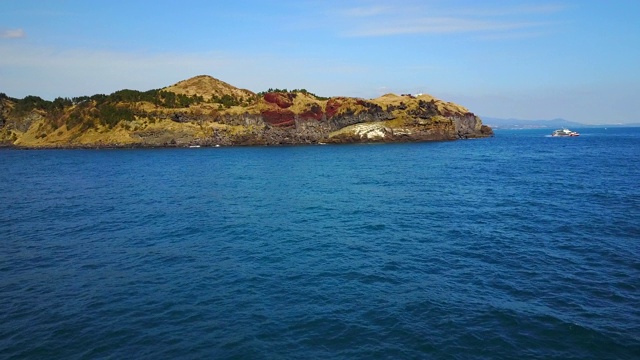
[{"xmin": 0, "ymin": 75, "xmax": 493, "ymax": 148}]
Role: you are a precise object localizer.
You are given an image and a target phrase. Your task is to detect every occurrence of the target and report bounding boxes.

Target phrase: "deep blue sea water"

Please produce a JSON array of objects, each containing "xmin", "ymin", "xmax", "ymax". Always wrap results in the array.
[{"xmin": 1, "ymin": 127, "xmax": 639, "ymax": 359}]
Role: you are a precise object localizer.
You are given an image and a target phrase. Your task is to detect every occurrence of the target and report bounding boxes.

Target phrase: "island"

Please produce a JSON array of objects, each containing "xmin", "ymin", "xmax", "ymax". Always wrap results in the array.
[{"xmin": 0, "ymin": 75, "xmax": 493, "ymax": 148}]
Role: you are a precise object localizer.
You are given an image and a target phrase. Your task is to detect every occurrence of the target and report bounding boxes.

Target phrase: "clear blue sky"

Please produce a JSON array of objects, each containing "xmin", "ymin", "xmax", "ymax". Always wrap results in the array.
[{"xmin": 1, "ymin": 0, "xmax": 639, "ymax": 124}]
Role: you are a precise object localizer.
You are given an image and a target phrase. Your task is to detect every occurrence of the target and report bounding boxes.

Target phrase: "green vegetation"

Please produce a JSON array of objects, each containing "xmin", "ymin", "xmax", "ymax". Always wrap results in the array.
[
  {"xmin": 71, "ymin": 95, "xmax": 90, "ymax": 104},
  {"xmin": 9, "ymin": 95, "xmax": 73, "ymax": 115},
  {"xmin": 158, "ymin": 91, "xmax": 204, "ymax": 108},
  {"xmin": 211, "ymin": 94, "xmax": 241, "ymax": 108},
  {"xmin": 66, "ymin": 111, "xmax": 84, "ymax": 129},
  {"xmin": 12, "ymin": 95, "xmax": 55, "ymax": 114},
  {"xmin": 258, "ymin": 88, "xmax": 329, "ymax": 101},
  {"xmin": 3, "ymin": 89, "xmax": 210, "ymax": 134},
  {"xmin": 108, "ymin": 89, "xmax": 158, "ymax": 103},
  {"xmin": 98, "ymin": 104, "xmax": 134, "ymax": 128},
  {"xmin": 90, "ymin": 94, "xmax": 108, "ymax": 103},
  {"xmin": 53, "ymin": 97, "xmax": 72, "ymax": 109},
  {"xmin": 83, "ymin": 89, "xmax": 203, "ymax": 108}
]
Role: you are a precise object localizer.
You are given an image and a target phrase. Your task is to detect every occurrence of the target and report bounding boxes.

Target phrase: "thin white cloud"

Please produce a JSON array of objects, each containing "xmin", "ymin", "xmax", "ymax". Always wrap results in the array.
[
  {"xmin": 0, "ymin": 44, "xmax": 253, "ymax": 98},
  {"xmin": 335, "ymin": 2, "xmax": 564, "ymax": 37},
  {"xmin": 0, "ymin": 43, "xmax": 374, "ymax": 99},
  {"xmin": 456, "ymin": 4, "xmax": 567, "ymax": 17},
  {"xmin": 340, "ymin": 5, "xmax": 391, "ymax": 17},
  {"xmin": 474, "ymin": 30, "xmax": 551, "ymax": 41},
  {"xmin": 0, "ymin": 28, "xmax": 26, "ymax": 39},
  {"xmin": 346, "ymin": 17, "xmax": 544, "ymax": 36}
]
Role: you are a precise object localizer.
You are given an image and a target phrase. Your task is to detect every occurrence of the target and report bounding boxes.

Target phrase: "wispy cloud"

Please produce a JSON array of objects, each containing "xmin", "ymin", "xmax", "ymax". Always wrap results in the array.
[
  {"xmin": 339, "ymin": 5, "xmax": 391, "ymax": 17},
  {"xmin": 0, "ymin": 43, "xmax": 373, "ymax": 99},
  {"xmin": 0, "ymin": 43, "xmax": 251, "ymax": 98},
  {"xmin": 456, "ymin": 4, "xmax": 567, "ymax": 17},
  {"xmin": 0, "ymin": 28, "xmax": 26, "ymax": 39},
  {"xmin": 474, "ymin": 30, "xmax": 552, "ymax": 41},
  {"xmin": 347, "ymin": 17, "xmax": 544, "ymax": 36},
  {"xmin": 336, "ymin": 2, "xmax": 565, "ymax": 37}
]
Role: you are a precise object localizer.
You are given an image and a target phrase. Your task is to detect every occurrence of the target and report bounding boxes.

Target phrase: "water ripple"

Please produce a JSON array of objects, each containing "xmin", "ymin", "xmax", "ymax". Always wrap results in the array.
[{"xmin": 1, "ymin": 129, "xmax": 639, "ymax": 358}]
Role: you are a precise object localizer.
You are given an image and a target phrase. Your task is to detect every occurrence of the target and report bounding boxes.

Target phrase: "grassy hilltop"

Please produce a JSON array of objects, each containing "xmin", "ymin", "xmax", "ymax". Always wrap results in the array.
[{"xmin": 0, "ymin": 75, "xmax": 492, "ymax": 148}]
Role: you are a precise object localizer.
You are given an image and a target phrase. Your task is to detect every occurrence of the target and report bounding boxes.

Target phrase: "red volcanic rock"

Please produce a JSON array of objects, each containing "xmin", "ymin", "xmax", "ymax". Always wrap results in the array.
[
  {"xmin": 300, "ymin": 103, "xmax": 324, "ymax": 121},
  {"xmin": 263, "ymin": 92, "xmax": 294, "ymax": 108},
  {"xmin": 325, "ymin": 98, "xmax": 343, "ymax": 118},
  {"xmin": 261, "ymin": 109, "xmax": 295, "ymax": 127}
]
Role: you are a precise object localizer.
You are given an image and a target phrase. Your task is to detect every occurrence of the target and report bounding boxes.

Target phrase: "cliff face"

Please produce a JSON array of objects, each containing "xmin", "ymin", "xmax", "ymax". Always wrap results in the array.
[{"xmin": 0, "ymin": 76, "xmax": 492, "ymax": 148}]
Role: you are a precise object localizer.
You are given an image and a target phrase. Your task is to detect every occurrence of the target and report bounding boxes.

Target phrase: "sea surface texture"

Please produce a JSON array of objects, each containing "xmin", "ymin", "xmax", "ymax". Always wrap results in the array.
[{"xmin": 1, "ymin": 128, "xmax": 639, "ymax": 359}]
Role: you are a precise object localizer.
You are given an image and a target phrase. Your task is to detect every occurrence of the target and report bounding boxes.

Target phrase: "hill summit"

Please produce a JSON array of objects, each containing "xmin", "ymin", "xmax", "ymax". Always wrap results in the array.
[
  {"xmin": 0, "ymin": 75, "xmax": 493, "ymax": 148},
  {"xmin": 163, "ymin": 75, "xmax": 255, "ymax": 102}
]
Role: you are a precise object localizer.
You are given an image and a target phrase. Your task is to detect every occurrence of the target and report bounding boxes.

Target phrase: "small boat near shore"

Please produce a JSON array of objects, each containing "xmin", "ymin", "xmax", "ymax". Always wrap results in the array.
[{"xmin": 552, "ymin": 128, "xmax": 580, "ymax": 137}]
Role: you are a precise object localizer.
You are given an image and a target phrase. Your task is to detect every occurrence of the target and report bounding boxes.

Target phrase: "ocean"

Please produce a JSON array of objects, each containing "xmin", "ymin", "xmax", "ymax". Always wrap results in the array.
[{"xmin": 1, "ymin": 127, "xmax": 639, "ymax": 359}]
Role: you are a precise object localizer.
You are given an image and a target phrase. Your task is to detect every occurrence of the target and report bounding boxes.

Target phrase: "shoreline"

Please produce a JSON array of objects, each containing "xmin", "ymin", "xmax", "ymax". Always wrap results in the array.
[{"xmin": 0, "ymin": 135, "xmax": 493, "ymax": 150}]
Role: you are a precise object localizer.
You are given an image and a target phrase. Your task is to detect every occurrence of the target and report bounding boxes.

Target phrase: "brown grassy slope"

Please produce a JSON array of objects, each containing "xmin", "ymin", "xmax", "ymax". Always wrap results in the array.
[
  {"xmin": 163, "ymin": 75, "xmax": 256, "ymax": 102},
  {"xmin": 371, "ymin": 93, "xmax": 470, "ymax": 115}
]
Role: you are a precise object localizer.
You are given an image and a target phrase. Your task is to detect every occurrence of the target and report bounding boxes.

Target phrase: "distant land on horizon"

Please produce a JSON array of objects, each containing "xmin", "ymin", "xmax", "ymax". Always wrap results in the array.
[{"xmin": 481, "ymin": 117, "xmax": 640, "ymax": 129}]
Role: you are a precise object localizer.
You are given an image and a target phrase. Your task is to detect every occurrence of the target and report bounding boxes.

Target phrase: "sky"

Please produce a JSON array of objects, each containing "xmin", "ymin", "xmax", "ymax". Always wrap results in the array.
[{"xmin": 1, "ymin": 0, "xmax": 639, "ymax": 124}]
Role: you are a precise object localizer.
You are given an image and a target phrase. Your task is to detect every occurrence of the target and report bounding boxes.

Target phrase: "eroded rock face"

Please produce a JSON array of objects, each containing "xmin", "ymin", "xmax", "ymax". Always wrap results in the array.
[
  {"xmin": 480, "ymin": 125, "xmax": 494, "ymax": 137},
  {"xmin": 299, "ymin": 103, "xmax": 323, "ymax": 121},
  {"xmin": 327, "ymin": 111, "xmax": 393, "ymax": 130},
  {"xmin": 0, "ymin": 99, "xmax": 6, "ymax": 128},
  {"xmin": 352, "ymin": 123, "xmax": 393, "ymax": 140},
  {"xmin": 16, "ymin": 111, "xmax": 45, "ymax": 132},
  {"xmin": 408, "ymin": 100, "xmax": 438, "ymax": 119},
  {"xmin": 452, "ymin": 113, "xmax": 489, "ymax": 139},
  {"xmin": 264, "ymin": 92, "xmax": 295, "ymax": 108},
  {"xmin": 325, "ymin": 98, "xmax": 344, "ymax": 119},
  {"xmin": 261, "ymin": 109, "xmax": 296, "ymax": 127}
]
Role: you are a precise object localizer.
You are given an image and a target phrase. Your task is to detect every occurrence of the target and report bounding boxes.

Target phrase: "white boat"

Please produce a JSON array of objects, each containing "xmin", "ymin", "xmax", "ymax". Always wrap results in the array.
[{"xmin": 551, "ymin": 128, "xmax": 580, "ymax": 137}]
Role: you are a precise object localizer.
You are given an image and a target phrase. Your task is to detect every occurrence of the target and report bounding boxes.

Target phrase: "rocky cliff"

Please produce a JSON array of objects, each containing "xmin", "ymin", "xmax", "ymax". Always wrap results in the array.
[{"xmin": 0, "ymin": 75, "xmax": 492, "ymax": 148}]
